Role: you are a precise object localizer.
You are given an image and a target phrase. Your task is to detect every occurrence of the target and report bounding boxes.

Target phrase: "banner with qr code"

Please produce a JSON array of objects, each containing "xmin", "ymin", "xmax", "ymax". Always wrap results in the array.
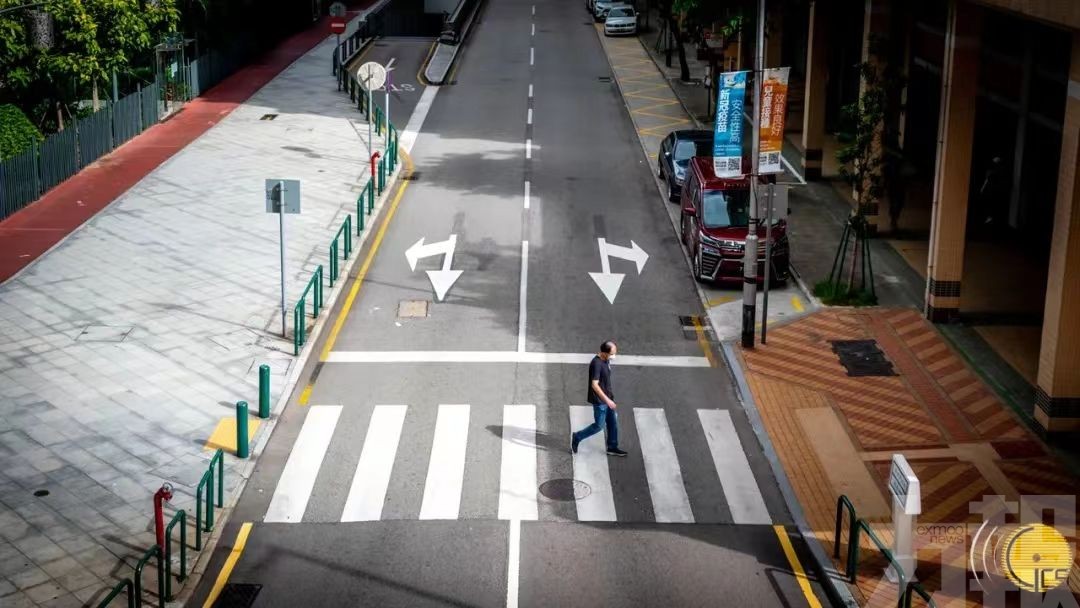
[
  {"xmin": 713, "ymin": 70, "xmax": 748, "ymax": 178},
  {"xmin": 758, "ymin": 67, "xmax": 790, "ymax": 175}
]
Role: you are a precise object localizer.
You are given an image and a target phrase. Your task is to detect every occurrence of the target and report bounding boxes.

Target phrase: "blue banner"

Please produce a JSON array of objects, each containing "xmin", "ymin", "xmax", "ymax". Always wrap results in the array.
[{"xmin": 713, "ymin": 70, "xmax": 748, "ymax": 178}]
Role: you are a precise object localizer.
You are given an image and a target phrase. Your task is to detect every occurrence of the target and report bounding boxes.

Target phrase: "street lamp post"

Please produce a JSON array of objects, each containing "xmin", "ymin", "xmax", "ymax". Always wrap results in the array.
[{"xmin": 741, "ymin": 0, "xmax": 766, "ymax": 349}]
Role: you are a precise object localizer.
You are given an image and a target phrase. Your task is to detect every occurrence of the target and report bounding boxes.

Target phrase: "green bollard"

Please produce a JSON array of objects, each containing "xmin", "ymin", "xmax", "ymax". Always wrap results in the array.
[
  {"xmin": 236, "ymin": 401, "xmax": 249, "ymax": 458},
  {"xmin": 259, "ymin": 364, "xmax": 270, "ymax": 419}
]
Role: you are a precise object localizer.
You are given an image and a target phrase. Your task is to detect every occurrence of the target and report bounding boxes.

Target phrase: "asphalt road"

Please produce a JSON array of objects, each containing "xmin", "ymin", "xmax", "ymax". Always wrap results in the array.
[{"xmin": 189, "ymin": 1, "xmax": 832, "ymax": 606}]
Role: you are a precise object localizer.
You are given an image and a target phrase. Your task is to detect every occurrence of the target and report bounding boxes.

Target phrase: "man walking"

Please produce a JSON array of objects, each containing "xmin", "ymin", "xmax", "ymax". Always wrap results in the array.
[{"xmin": 571, "ymin": 341, "xmax": 628, "ymax": 457}]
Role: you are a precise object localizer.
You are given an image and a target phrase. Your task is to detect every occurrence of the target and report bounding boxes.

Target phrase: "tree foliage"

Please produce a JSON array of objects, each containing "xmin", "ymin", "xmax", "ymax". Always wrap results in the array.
[{"xmin": 0, "ymin": 103, "xmax": 43, "ymax": 159}]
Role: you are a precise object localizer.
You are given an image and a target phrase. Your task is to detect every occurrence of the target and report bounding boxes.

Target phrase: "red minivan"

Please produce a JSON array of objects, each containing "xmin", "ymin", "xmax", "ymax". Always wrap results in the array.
[{"xmin": 679, "ymin": 157, "xmax": 790, "ymax": 284}]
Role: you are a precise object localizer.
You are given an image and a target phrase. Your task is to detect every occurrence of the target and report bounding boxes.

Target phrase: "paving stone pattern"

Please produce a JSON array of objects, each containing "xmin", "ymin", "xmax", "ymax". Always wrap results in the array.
[{"xmin": 0, "ymin": 31, "xmax": 385, "ymax": 607}]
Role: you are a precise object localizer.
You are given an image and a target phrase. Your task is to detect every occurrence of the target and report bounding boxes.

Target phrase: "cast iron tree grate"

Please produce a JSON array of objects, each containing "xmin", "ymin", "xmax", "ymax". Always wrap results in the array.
[
  {"xmin": 213, "ymin": 583, "xmax": 262, "ymax": 608},
  {"xmin": 830, "ymin": 340, "xmax": 896, "ymax": 377}
]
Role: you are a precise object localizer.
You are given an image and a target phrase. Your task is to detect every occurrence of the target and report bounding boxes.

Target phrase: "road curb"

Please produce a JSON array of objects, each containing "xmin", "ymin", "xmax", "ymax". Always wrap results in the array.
[
  {"xmin": 719, "ymin": 341, "xmax": 858, "ymax": 608},
  {"xmin": 168, "ymin": 148, "xmax": 406, "ymax": 607},
  {"xmin": 423, "ymin": 0, "xmax": 486, "ymax": 84}
]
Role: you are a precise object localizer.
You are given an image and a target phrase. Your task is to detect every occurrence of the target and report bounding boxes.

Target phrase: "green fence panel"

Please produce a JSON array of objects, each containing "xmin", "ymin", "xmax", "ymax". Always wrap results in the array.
[
  {"xmin": 78, "ymin": 107, "xmax": 115, "ymax": 169},
  {"xmin": 39, "ymin": 127, "xmax": 78, "ymax": 193},
  {"xmin": 96, "ymin": 578, "xmax": 134, "ymax": 608},
  {"xmin": 112, "ymin": 92, "xmax": 142, "ymax": 147},
  {"xmin": 0, "ymin": 144, "xmax": 40, "ymax": 220},
  {"xmin": 141, "ymin": 83, "xmax": 161, "ymax": 130}
]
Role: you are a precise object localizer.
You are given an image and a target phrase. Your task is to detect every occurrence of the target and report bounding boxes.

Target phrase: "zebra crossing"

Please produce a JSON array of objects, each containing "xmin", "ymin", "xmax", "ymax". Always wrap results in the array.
[{"xmin": 264, "ymin": 403, "xmax": 773, "ymax": 525}]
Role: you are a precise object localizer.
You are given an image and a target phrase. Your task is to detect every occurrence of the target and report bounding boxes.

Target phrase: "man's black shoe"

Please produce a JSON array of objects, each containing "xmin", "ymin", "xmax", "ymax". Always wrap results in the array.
[
  {"xmin": 606, "ymin": 447, "xmax": 628, "ymax": 457},
  {"xmin": 571, "ymin": 435, "xmax": 579, "ymax": 454}
]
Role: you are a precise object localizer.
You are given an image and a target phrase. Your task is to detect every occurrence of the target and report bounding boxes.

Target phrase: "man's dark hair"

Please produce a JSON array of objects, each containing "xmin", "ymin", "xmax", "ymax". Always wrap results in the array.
[{"xmin": 600, "ymin": 340, "xmax": 616, "ymax": 354}]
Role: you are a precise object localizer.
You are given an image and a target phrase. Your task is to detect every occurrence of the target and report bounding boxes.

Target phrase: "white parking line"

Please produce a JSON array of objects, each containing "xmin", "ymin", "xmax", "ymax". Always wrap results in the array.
[{"xmin": 518, "ymin": 241, "xmax": 529, "ymax": 352}]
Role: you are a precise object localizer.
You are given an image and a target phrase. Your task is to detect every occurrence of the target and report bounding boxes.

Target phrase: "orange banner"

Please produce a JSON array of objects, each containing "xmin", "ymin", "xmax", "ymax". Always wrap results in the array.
[{"xmin": 758, "ymin": 67, "xmax": 790, "ymax": 174}]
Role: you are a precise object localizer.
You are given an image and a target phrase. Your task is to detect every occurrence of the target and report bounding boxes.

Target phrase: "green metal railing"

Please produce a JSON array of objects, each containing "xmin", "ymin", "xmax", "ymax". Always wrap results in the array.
[
  {"xmin": 356, "ymin": 182, "xmax": 371, "ymax": 234},
  {"xmin": 97, "ymin": 578, "xmax": 134, "ymax": 608},
  {"xmin": 164, "ymin": 510, "xmax": 187, "ymax": 601},
  {"xmin": 834, "ymin": 495, "xmax": 920, "ymax": 608},
  {"xmin": 901, "ymin": 581, "xmax": 937, "ymax": 608},
  {"xmin": 134, "ymin": 545, "xmax": 165, "ymax": 608},
  {"xmin": 195, "ymin": 449, "xmax": 224, "ymax": 551},
  {"xmin": 329, "ymin": 216, "xmax": 353, "ymax": 287},
  {"xmin": 292, "ymin": 265, "xmax": 324, "ymax": 355},
  {"xmin": 377, "ymin": 157, "xmax": 386, "ymax": 194},
  {"xmin": 374, "ymin": 104, "xmax": 384, "ymax": 136},
  {"xmin": 388, "ymin": 125, "xmax": 398, "ymax": 171}
]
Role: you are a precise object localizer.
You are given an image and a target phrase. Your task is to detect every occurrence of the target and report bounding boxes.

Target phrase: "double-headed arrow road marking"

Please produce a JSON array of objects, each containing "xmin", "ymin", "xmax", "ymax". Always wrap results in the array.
[
  {"xmin": 588, "ymin": 237, "xmax": 649, "ymax": 304},
  {"xmin": 406, "ymin": 235, "xmax": 463, "ymax": 301}
]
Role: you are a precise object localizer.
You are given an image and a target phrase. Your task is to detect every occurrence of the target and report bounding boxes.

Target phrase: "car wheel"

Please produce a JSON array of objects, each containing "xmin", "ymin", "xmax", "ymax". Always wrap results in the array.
[
  {"xmin": 693, "ymin": 249, "xmax": 706, "ymax": 283},
  {"xmin": 657, "ymin": 162, "xmax": 663, "ymax": 179},
  {"xmin": 666, "ymin": 179, "xmax": 675, "ymax": 202},
  {"xmin": 680, "ymin": 215, "xmax": 688, "ymax": 243}
]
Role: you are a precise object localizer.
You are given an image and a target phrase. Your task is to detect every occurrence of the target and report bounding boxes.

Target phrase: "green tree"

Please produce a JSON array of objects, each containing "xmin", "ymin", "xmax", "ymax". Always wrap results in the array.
[{"xmin": 0, "ymin": 103, "xmax": 43, "ymax": 158}]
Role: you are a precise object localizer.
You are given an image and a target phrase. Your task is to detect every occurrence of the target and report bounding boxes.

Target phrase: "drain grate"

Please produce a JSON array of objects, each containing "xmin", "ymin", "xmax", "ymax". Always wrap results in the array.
[
  {"xmin": 539, "ymin": 479, "xmax": 591, "ymax": 501},
  {"xmin": 678, "ymin": 315, "xmax": 715, "ymax": 341},
  {"xmin": 831, "ymin": 340, "xmax": 896, "ymax": 377},
  {"xmin": 214, "ymin": 583, "xmax": 262, "ymax": 608},
  {"xmin": 259, "ymin": 114, "xmax": 278, "ymax": 121},
  {"xmin": 401, "ymin": 172, "xmax": 420, "ymax": 181},
  {"xmin": 598, "ymin": 76, "xmax": 612, "ymax": 83}
]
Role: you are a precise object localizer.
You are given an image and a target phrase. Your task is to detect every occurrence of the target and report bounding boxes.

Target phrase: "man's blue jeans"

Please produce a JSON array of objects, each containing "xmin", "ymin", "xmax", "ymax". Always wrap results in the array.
[{"xmin": 573, "ymin": 403, "xmax": 619, "ymax": 449}]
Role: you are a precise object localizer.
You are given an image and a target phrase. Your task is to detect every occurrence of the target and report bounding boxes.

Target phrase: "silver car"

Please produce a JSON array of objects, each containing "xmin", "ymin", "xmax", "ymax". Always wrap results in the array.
[
  {"xmin": 592, "ymin": 0, "xmax": 627, "ymax": 21},
  {"xmin": 603, "ymin": 6, "xmax": 637, "ymax": 36}
]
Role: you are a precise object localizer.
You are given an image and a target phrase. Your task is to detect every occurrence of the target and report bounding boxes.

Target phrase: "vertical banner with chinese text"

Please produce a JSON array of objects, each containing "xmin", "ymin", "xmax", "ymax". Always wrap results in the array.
[
  {"xmin": 758, "ymin": 67, "xmax": 790, "ymax": 175},
  {"xmin": 713, "ymin": 70, "xmax": 748, "ymax": 178}
]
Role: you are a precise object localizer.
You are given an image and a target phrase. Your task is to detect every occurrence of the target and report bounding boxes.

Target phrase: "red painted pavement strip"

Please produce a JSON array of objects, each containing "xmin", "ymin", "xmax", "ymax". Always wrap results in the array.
[{"xmin": 0, "ymin": 3, "xmax": 371, "ymax": 285}]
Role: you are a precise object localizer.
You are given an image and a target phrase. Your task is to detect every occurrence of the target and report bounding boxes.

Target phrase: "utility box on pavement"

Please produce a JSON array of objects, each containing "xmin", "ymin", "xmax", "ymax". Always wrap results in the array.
[{"xmin": 886, "ymin": 453, "xmax": 921, "ymax": 584}]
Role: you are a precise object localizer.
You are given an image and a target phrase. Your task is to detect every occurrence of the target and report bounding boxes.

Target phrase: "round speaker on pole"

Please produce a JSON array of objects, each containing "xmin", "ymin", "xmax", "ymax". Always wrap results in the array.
[{"xmin": 28, "ymin": 10, "xmax": 54, "ymax": 51}]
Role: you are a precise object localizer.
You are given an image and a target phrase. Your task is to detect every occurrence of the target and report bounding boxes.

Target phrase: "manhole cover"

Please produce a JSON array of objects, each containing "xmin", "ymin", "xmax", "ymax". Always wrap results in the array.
[
  {"xmin": 398, "ymin": 300, "xmax": 429, "ymax": 318},
  {"xmin": 402, "ymin": 172, "xmax": 420, "ymax": 181},
  {"xmin": 77, "ymin": 325, "xmax": 133, "ymax": 343},
  {"xmin": 33, "ymin": 489, "xmax": 49, "ymax": 497},
  {"xmin": 831, "ymin": 339, "xmax": 896, "ymax": 377},
  {"xmin": 259, "ymin": 114, "xmax": 278, "ymax": 121},
  {"xmin": 539, "ymin": 479, "xmax": 591, "ymax": 501},
  {"xmin": 214, "ymin": 583, "xmax": 261, "ymax": 608}
]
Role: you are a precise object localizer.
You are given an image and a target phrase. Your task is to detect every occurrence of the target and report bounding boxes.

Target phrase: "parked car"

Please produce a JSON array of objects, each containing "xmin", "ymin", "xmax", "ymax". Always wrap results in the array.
[
  {"xmin": 585, "ymin": 0, "xmax": 596, "ymax": 13},
  {"xmin": 658, "ymin": 129, "xmax": 713, "ymax": 201},
  {"xmin": 603, "ymin": 6, "xmax": 638, "ymax": 36},
  {"xmin": 679, "ymin": 157, "xmax": 790, "ymax": 284},
  {"xmin": 593, "ymin": 0, "xmax": 628, "ymax": 21}
]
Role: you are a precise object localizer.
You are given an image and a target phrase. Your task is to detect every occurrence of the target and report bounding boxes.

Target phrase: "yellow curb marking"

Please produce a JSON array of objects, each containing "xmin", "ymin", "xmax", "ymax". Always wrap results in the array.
[
  {"xmin": 706, "ymin": 295, "xmax": 737, "ymax": 308},
  {"xmin": 792, "ymin": 296, "xmax": 805, "ymax": 312},
  {"xmin": 298, "ymin": 384, "xmax": 313, "ymax": 406},
  {"xmin": 202, "ymin": 522, "xmax": 253, "ymax": 608},
  {"xmin": 320, "ymin": 149, "xmax": 415, "ymax": 361},
  {"xmin": 204, "ymin": 417, "xmax": 261, "ymax": 452},
  {"xmin": 773, "ymin": 525, "xmax": 824, "ymax": 608}
]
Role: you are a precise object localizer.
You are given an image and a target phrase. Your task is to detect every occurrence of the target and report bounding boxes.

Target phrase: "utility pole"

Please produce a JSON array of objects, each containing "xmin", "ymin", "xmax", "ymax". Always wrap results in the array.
[{"xmin": 740, "ymin": 0, "xmax": 766, "ymax": 348}]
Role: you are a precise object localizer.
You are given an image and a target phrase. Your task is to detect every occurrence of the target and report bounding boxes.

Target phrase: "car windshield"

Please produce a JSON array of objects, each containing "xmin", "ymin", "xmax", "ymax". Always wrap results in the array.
[
  {"xmin": 674, "ymin": 139, "xmax": 712, "ymax": 164},
  {"xmin": 608, "ymin": 7, "xmax": 633, "ymax": 16},
  {"xmin": 701, "ymin": 189, "xmax": 750, "ymax": 228}
]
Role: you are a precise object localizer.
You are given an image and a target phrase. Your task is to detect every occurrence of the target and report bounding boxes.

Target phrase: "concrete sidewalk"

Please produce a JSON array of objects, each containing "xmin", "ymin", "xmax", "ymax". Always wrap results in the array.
[{"xmin": 0, "ymin": 11, "xmax": 394, "ymax": 608}]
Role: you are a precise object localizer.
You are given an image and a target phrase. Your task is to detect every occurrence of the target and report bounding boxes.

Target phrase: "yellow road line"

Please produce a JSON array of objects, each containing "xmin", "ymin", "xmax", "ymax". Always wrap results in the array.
[
  {"xmin": 773, "ymin": 525, "xmax": 823, "ymax": 608},
  {"xmin": 297, "ymin": 384, "xmax": 313, "ymax": 406},
  {"xmin": 202, "ymin": 522, "xmax": 253, "ymax": 608},
  {"xmin": 320, "ymin": 150, "xmax": 414, "ymax": 361},
  {"xmin": 691, "ymin": 316, "xmax": 716, "ymax": 368},
  {"xmin": 792, "ymin": 296, "xmax": 805, "ymax": 312}
]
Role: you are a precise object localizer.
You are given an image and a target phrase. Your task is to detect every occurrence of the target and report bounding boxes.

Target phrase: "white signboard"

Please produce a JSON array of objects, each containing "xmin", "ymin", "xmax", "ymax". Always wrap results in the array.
[{"xmin": 357, "ymin": 61, "xmax": 387, "ymax": 92}]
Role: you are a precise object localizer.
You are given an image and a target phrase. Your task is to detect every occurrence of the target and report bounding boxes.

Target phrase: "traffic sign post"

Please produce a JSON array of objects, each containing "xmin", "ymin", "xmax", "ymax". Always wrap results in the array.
[
  {"xmin": 357, "ymin": 62, "xmax": 387, "ymax": 161},
  {"xmin": 266, "ymin": 179, "xmax": 302, "ymax": 337}
]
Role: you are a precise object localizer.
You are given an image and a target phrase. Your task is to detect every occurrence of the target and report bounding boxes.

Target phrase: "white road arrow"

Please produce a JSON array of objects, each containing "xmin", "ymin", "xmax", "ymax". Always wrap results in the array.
[
  {"xmin": 406, "ymin": 235, "xmax": 463, "ymax": 301},
  {"xmin": 588, "ymin": 238, "xmax": 649, "ymax": 304}
]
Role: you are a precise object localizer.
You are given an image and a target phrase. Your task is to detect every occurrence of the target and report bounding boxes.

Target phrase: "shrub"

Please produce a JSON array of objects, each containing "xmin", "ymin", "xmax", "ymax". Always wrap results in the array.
[{"xmin": 0, "ymin": 104, "xmax": 44, "ymax": 160}]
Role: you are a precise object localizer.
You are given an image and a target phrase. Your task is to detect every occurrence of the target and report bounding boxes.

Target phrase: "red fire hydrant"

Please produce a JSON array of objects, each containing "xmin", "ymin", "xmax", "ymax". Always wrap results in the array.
[
  {"xmin": 370, "ymin": 151, "xmax": 381, "ymax": 180},
  {"xmin": 154, "ymin": 483, "xmax": 174, "ymax": 550}
]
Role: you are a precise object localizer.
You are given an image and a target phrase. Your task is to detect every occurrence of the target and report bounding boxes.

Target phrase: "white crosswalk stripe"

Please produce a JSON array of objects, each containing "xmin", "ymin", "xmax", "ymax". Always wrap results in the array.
[
  {"xmin": 263, "ymin": 403, "xmax": 773, "ymax": 525},
  {"xmin": 341, "ymin": 405, "xmax": 408, "ymax": 522},
  {"xmin": 698, "ymin": 409, "xmax": 771, "ymax": 524},
  {"xmin": 419, "ymin": 404, "xmax": 470, "ymax": 520},
  {"xmin": 264, "ymin": 405, "xmax": 342, "ymax": 523},
  {"xmin": 498, "ymin": 404, "xmax": 538, "ymax": 521},
  {"xmin": 633, "ymin": 408, "xmax": 695, "ymax": 523},
  {"xmin": 569, "ymin": 406, "xmax": 616, "ymax": 521}
]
